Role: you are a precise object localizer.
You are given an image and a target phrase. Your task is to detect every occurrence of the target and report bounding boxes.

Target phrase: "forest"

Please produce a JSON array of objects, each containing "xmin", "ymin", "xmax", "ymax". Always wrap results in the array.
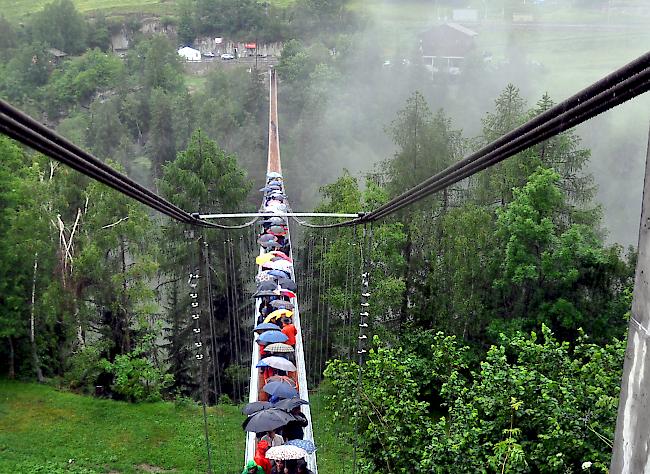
[{"xmin": 0, "ymin": 0, "xmax": 642, "ymax": 473}]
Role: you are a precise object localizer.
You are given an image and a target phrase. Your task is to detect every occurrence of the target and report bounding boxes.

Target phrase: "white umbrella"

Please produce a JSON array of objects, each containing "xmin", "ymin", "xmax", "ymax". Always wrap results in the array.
[
  {"xmin": 265, "ymin": 445, "xmax": 308, "ymax": 461},
  {"xmin": 260, "ymin": 356, "xmax": 297, "ymax": 372}
]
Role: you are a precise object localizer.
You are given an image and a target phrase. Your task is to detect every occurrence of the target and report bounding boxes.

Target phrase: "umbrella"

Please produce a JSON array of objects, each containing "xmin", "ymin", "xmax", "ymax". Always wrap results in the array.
[
  {"xmin": 267, "ymin": 171, "xmax": 283, "ymax": 178},
  {"xmin": 258, "ymin": 234, "xmax": 277, "ymax": 243},
  {"xmin": 254, "ymin": 323, "xmax": 282, "ymax": 332},
  {"xmin": 243, "ymin": 408, "xmax": 294, "ymax": 432},
  {"xmin": 264, "ymin": 260, "xmax": 293, "ymax": 272},
  {"xmin": 252, "ymin": 290, "xmax": 277, "ymax": 298},
  {"xmin": 274, "ymin": 398, "xmax": 309, "ymax": 411},
  {"xmin": 270, "ymin": 300, "xmax": 294, "ymax": 309},
  {"xmin": 286, "ymin": 439, "xmax": 317, "ymax": 454},
  {"xmin": 263, "ymin": 314, "xmax": 281, "ymax": 324},
  {"xmin": 261, "ymin": 241, "xmax": 282, "ymax": 249},
  {"xmin": 263, "ymin": 216, "xmax": 286, "ymax": 225},
  {"xmin": 268, "ymin": 269, "xmax": 290, "ymax": 278},
  {"xmin": 256, "ymin": 359, "xmax": 270, "ymax": 367},
  {"xmin": 260, "ymin": 356, "xmax": 296, "ymax": 372},
  {"xmin": 271, "ymin": 251, "xmax": 292, "ymax": 262},
  {"xmin": 263, "ymin": 381, "xmax": 299, "ymax": 399},
  {"xmin": 264, "ymin": 343, "xmax": 295, "ymax": 353},
  {"xmin": 242, "ymin": 401, "xmax": 273, "ymax": 416},
  {"xmin": 267, "ymin": 309, "xmax": 293, "ymax": 320},
  {"xmin": 257, "ymin": 281, "xmax": 279, "ymax": 291},
  {"xmin": 256, "ymin": 253, "xmax": 276, "ymax": 265},
  {"xmin": 277, "ymin": 278, "xmax": 297, "ymax": 291},
  {"xmin": 255, "ymin": 272, "xmax": 276, "ymax": 283},
  {"xmin": 265, "ymin": 445, "xmax": 308, "ymax": 461},
  {"xmin": 258, "ymin": 331, "xmax": 289, "ymax": 344},
  {"xmin": 276, "ymin": 289, "xmax": 296, "ymax": 299},
  {"xmin": 268, "ymin": 226, "xmax": 287, "ymax": 235},
  {"xmin": 266, "ymin": 375, "xmax": 297, "ymax": 388}
]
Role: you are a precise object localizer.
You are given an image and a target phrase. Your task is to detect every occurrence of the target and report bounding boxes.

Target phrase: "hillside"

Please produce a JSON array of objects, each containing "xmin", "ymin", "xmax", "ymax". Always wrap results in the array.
[{"xmin": 0, "ymin": 380, "xmax": 350, "ymax": 473}]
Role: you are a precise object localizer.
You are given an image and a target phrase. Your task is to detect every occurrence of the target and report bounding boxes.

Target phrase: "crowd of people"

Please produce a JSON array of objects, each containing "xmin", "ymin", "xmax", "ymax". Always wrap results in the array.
[{"xmin": 241, "ymin": 172, "xmax": 315, "ymax": 474}]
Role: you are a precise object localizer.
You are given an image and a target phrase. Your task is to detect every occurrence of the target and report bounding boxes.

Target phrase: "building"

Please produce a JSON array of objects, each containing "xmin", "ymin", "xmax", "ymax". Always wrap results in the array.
[
  {"xmin": 47, "ymin": 48, "xmax": 67, "ymax": 65},
  {"xmin": 177, "ymin": 46, "xmax": 201, "ymax": 62},
  {"xmin": 418, "ymin": 23, "xmax": 478, "ymax": 76}
]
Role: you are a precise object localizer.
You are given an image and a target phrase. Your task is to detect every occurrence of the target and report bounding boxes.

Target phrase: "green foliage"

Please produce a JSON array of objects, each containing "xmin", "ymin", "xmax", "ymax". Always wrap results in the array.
[
  {"xmin": 44, "ymin": 49, "xmax": 124, "ymax": 114},
  {"xmin": 64, "ymin": 340, "xmax": 112, "ymax": 392},
  {"xmin": 29, "ymin": 0, "xmax": 86, "ymax": 54},
  {"xmin": 327, "ymin": 327, "xmax": 624, "ymax": 472},
  {"xmin": 101, "ymin": 342, "xmax": 174, "ymax": 402}
]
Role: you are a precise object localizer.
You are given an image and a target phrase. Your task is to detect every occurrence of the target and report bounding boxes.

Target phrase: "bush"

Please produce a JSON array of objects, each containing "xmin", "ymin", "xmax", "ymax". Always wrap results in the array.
[{"xmin": 101, "ymin": 345, "xmax": 173, "ymax": 402}]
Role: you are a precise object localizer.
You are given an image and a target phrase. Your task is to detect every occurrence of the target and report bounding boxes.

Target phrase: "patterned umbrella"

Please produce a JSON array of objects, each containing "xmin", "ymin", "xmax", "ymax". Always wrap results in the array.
[
  {"xmin": 256, "ymin": 271, "xmax": 276, "ymax": 283},
  {"xmin": 265, "ymin": 445, "xmax": 308, "ymax": 461},
  {"xmin": 286, "ymin": 439, "xmax": 317, "ymax": 454},
  {"xmin": 264, "ymin": 343, "xmax": 295, "ymax": 353}
]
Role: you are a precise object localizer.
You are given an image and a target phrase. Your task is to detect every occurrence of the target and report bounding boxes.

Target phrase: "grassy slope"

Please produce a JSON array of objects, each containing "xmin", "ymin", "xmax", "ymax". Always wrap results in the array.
[
  {"xmin": 0, "ymin": 380, "xmax": 352, "ymax": 474},
  {"xmin": 0, "ymin": 0, "xmax": 296, "ymax": 20}
]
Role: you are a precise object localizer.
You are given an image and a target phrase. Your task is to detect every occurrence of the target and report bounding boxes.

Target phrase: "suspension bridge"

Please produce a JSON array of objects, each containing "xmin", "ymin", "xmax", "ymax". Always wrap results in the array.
[{"xmin": 1, "ymin": 52, "xmax": 650, "ymax": 472}]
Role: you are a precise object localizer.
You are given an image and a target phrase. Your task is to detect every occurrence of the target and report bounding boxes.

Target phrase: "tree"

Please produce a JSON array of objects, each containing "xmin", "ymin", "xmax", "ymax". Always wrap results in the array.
[
  {"xmin": 139, "ymin": 35, "xmax": 184, "ymax": 93},
  {"xmin": 29, "ymin": 0, "xmax": 87, "ymax": 54},
  {"xmin": 147, "ymin": 88, "xmax": 176, "ymax": 181},
  {"xmin": 159, "ymin": 130, "xmax": 252, "ymax": 400},
  {"xmin": 493, "ymin": 167, "xmax": 630, "ymax": 340}
]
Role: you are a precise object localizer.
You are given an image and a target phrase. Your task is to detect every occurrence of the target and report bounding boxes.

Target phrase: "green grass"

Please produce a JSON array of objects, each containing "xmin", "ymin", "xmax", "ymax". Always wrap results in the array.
[
  {"xmin": 0, "ymin": 0, "xmax": 295, "ymax": 21},
  {"xmin": 0, "ymin": 379, "xmax": 352, "ymax": 474}
]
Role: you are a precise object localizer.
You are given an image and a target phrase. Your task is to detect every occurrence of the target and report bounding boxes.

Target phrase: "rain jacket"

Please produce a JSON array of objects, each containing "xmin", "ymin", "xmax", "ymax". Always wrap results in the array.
[
  {"xmin": 281, "ymin": 323, "xmax": 297, "ymax": 346},
  {"xmin": 241, "ymin": 460, "xmax": 265, "ymax": 474},
  {"xmin": 254, "ymin": 440, "xmax": 272, "ymax": 474}
]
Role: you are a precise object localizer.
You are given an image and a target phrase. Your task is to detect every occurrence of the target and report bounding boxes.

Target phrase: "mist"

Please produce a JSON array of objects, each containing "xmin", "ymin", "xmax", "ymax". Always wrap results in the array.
[{"xmin": 278, "ymin": 0, "xmax": 650, "ymax": 247}]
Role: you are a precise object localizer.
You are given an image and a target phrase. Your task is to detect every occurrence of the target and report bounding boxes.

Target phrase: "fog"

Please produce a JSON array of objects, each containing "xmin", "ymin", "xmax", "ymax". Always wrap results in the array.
[{"xmin": 279, "ymin": 1, "xmax": 650, "ymax": 247}]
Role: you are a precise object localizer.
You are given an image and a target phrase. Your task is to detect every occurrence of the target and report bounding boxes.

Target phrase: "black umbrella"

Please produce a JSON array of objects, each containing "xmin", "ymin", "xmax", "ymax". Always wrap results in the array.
[
  {"xmin": 277, "ymin": 278, "xmax": 297, "ymax": 291},
  {"xmin": 270, "ymin": 300, "xmax": 295, "ymax": 309},
  {"xmin": 242, "ymin": 408, "xmax": 294, "ymax": 432},
  {"xmin": 257, "ymin": 281, "xmax": 278, "ymax": 291},
  {"xmin": 252, "ymin": 290, "xmax": 277, "ymax": 298},
  {"xmin": 273, "ymin": 398, "xmax": 309, "ymax": 411},
  {"xmin": 242, "ymin": 401, "xmax": 274, "ymax": 416}
]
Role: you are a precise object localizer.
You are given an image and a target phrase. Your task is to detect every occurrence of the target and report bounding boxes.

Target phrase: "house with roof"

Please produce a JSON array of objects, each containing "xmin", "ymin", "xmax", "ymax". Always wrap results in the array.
[
  {"xmin": 178, "ymin": 46, "xmax": 201, "ymax": 62},
  {"xmin": 418, "ymin": 23, "xmax": 478, "ymax": 76}
]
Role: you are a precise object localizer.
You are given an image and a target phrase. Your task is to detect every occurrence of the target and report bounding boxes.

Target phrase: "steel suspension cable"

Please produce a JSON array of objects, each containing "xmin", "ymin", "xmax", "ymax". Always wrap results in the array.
[
  {"xmin": 367, "ymin": 67, "xmax": 650, "ymax": 221},
  {"xmin": 203, "ymin": 239, "xmax": 221, "ymax": 401}
]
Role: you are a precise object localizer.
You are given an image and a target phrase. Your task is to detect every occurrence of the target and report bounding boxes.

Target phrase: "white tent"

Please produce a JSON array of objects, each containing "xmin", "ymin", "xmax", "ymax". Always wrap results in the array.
[{"xmin": 177, "ymin": 46, "xmax": 201, "ymax": 62}]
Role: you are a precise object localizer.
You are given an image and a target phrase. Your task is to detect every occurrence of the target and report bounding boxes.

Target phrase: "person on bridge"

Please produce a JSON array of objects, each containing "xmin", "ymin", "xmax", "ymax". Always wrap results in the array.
[
  {"xmin": 254, "ymin": 440, "xmax": 272, "ymax": 474},
  {"xmin": 242, "ymin": 460, "xmax": 265, "ymax": 474},
  {"xmin": 282, "ymin": 407, "xmax": 308, "ymax": 441},
  {"xmin": 296, "ymin": 460, "xmax": 313, "ymax": 474},
  {"xmin": 261, "ymin": 429, "xmax": 284, "ymax": 447},
  {"xmin": 281, "ymin": 318, "xmax": 297, "ymax": 346},
  {"xmin": 270, "ymin": 459, "xmax": 287, "ymax": 474}
]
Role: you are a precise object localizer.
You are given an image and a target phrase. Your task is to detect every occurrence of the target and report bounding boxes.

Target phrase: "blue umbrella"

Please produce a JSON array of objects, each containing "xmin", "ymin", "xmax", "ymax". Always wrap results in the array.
[
  {"xmin": 286, "ymin": 439, "xmax": 317, "ymax": 454},
  {"xmin": 263, "ymin": 381, "xmax": 298, "ymax": 399},
  {"xmin": 254, "ymin": 323, "xmax": 282, "ymax": 332},
  {"xmin": 256, "ymin": 359, "xmax": 270, "ymax": 368},
  {"xmin": 267, "ymin": 171, "xmax": 283, "ymax": 178},
  {"xmin": 259, "ymin": 331, "xmax": 289, "ymax": 344}
]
